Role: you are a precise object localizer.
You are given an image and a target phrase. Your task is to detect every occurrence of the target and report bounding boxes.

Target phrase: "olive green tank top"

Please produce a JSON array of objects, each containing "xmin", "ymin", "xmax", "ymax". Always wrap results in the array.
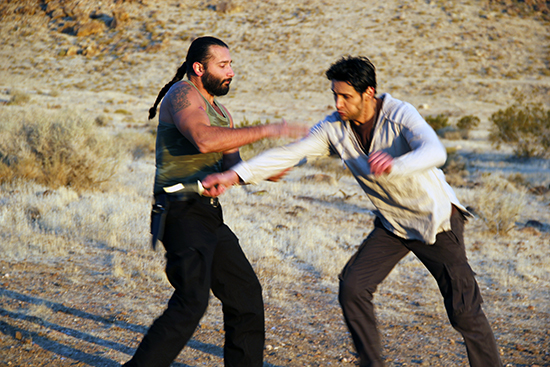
[{"xmin": 153, "ymin": 80, "xmax": 230, "ymax": 195}]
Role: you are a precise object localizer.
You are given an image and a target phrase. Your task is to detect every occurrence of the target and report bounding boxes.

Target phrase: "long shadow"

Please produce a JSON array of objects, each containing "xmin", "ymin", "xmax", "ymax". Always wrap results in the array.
[
  {"xmin": 0, "ymin": 318, "xmax": 122, "ymax": 367},
  {"xmin": 0, "ymin": 288, "xmax": 284, "ymax": 367},
  {"xmin": 0, "ymin": 307, "xmax": 134, "ymax": 353},
  {"xmin": 0, "ymin": 288, "xmax": 149, "ymax": 334}
]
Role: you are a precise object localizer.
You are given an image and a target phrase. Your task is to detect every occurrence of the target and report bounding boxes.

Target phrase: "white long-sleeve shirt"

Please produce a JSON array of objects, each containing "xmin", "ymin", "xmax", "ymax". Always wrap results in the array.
[{"xmin": 232, "ymin": 93, "xmax": 467, "ymax": 244}]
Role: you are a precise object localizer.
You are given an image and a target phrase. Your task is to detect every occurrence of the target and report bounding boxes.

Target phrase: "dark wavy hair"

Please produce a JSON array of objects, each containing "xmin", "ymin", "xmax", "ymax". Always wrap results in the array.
[
  {"xmin": 325, "ymin": 56, "xmax": 376, "ymax": 94},
  {"xmin": 148, "ymin": 36, "xmax": 229, "ymax": 120}
]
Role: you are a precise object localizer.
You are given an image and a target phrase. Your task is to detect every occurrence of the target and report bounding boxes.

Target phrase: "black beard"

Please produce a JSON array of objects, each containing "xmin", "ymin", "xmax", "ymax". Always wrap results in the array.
[{"xmin": 202, "ymin": 71, "xmax": 231, "ymax": 96}]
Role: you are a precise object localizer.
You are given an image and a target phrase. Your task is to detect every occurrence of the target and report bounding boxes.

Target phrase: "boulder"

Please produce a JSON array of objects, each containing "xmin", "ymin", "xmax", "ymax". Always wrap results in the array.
[{"xmin": 76, "ymin": 19, "xmax": 106, "ymax": 37}]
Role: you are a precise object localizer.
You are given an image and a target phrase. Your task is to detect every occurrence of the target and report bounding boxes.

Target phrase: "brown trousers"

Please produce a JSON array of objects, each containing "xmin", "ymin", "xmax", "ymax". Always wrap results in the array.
[{"xmin": 339, "ymin": 209, "xmax": 502, "ymax": 367}]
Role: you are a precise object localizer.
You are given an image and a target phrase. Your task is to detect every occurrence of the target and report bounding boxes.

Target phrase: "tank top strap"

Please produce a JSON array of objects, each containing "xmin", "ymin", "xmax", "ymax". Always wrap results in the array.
[{"xmin": 184, "ymin": 80, "xmax": 229, "ymax": 123}]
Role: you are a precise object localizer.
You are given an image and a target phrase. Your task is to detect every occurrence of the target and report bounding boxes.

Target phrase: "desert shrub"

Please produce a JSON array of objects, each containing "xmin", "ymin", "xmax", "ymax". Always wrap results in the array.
[
  {"xmin": 457, "ymin": 115, "xmax": 480, "ymax": 131},
  {"xmin": 487, "ymin": 0, "xmax": 549, "ymax": 20},
  {"xmin": 442, "ymin": 147, "xmax": 468, "ymax": 187},
  {"xmin": 507, "ymin": 172, "xmax": 529, "ymax": 188},
  {"xmin": 117, "ymin": 129, "xmax": 156, "ymax": 160},
  {"xmin": 94, "ymin": 114, "xmax": 109, "ymax": 126},
  {"xmin": 471, "ymin": 174, "xmax": 526, "ymax": 235},
  {"xmin": 114, "ymin": 108, "xmax": 131, "ymax": 115},
  {"xmin": 451, "ymin": 115, "xmax": 481, "ymax": 140},
  {"xmin": 7, "ymin": 89, "xmax": 32, "ymax": 105},
  {"xmin": 0, "ymin": 108, "xmax": 121, "ymax": 191},
  {"xmin": 424, "ymin": 114, "xmax": 449, "ymax": 132},
  {"xmin": 489, "ymin": 102, "xmax": 550, "ymax": 158},
  {"xmin": 439, "ymin": 126, "xmax": 463, "ymax": 140}
]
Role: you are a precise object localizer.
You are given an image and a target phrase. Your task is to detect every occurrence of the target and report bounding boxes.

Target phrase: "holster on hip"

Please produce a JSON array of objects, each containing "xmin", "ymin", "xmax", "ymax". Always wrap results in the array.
[{"xmin": 150, "ymin": 194, "xmax": 170, "ymax": 250}]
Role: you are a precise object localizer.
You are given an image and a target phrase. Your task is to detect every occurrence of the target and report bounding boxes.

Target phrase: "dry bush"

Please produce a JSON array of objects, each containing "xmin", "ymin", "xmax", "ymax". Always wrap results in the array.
[
  {"xmin": 487, "ymin": 0, "xmax": 549, "ymax": 19},
  {"xmin": 506, "ymin": 172, "xmax": 529, "ymax": 188},
  {"xmin": 94, "ymin": 114, "xmax": 110, "ymax": 126},
  {"xmin": 116, "ymin": 129, "xmax": 156, "ymax": 160},
  {"xmin": 470, "ymin": 174, "xmax": 527, "ymax": 235},
  {"xmin": 442, "ymin": 148, "xmax": 469, "ymax": 187},
  {"xmin": 489, "ymin": 101, "xmax": 550, "ymax": 158},
  {"xmin": 456, "ymin": 114, "xmax": 480, "ymax": 139},
  {"xmin": 424, "ymin": 113, "xmax": 449, "ymax": 133},
  {"xmin": 7, "ymin": 89, "xmax": 32, "ymax": 105},
  {"xmin": 0, "ymin": 0, "xmax": 44, "ymax": 23},
  {"xmin": 440, "ymin": 115, "xmax": 481, "ymax": 140},
  {"xmin": 0, "ymin": 108, "xmax": 122, "ymax": 191},
  {"xmin": 439, "ymin": 126, "xmax": 463, "ymax": 140}
]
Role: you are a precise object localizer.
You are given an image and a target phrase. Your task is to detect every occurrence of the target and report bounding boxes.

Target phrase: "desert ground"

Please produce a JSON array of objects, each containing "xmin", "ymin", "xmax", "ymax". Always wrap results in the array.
[{"xmin": 0, "ymin": 0, "xmax": 549, "ymax": 366}]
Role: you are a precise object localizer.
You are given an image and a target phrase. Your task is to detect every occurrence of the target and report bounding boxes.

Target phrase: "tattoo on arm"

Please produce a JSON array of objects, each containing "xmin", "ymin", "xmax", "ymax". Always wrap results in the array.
[{"xmin": 168, "ymin": 83, "xmax": 192, "ymax": 114}]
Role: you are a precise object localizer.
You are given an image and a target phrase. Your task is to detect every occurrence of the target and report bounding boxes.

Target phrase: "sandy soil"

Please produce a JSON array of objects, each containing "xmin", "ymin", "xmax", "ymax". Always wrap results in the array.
[{"xmin": 0, "ymin": 0, "xmax": 549, "ymax": 366}]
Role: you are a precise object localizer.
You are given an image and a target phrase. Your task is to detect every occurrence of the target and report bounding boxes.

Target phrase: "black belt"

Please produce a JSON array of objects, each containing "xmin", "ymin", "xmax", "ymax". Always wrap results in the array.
[
  {"xmin": 150, "ymin": 193, "xmax": 218, "ymax": 250},
  {"xmin": 157, "ymin": 192, "xmax": 219, "ymax": 207}
]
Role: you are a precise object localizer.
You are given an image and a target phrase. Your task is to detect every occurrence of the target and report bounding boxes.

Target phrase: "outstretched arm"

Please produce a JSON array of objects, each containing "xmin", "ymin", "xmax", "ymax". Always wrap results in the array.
[
  {"xmin": 202, "ymin": 123, "xmax": 332, "ymax": 196},
  {"xmin": 164, "ymin": 82, "xmax": 309, "ymax": 153}
]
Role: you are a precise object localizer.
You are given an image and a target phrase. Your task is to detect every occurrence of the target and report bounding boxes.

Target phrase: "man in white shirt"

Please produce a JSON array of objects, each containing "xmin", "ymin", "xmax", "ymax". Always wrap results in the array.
[{"xmin": 202, "ymin": 56, "xmax": 502, "ymax": 367}]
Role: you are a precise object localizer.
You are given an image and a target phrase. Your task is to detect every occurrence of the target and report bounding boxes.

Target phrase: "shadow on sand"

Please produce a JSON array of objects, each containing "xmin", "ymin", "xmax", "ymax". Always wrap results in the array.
[{"xmin": 0, "ymin": 288, "xmax": 282, "ymax": 367}]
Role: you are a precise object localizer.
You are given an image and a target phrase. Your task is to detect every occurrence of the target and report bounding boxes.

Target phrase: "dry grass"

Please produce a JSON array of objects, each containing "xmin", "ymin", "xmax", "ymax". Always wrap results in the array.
[
  {"xmin": 469, "ymin": 174, "xmax": 527, "ymax": 235},
  {"xmin": 0, "ymin": 180, "xmax": 78, "ymax": 260},
  {"xmin": 7, "ymin": 89, "xmax": 32, "ymax": 105},
  {"xmin": 116, "ymin": 129, "xmax": 156, "ymax": 160},
  {"xmin": 0, "ymin": 162, "xmax": 166, "ymax": 286},
  {"xmin": 0, "ymin": 109, "xmax": 122, "ymax": 191},
  {"xmin": 0, "ymin": 0, "xmax": 549, "ymax": 365}
]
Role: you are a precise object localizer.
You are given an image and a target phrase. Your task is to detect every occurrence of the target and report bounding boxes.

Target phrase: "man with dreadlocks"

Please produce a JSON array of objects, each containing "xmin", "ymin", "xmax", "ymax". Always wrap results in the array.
[{"xmin": 122, "ymin": 36, "xmax": 307, "ymax": 367}]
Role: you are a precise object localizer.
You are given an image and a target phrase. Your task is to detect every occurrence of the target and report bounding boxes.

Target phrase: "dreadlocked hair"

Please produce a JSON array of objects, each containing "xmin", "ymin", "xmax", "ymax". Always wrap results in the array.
[
  {"xmin": 148, "ymin": 62, "xmax": 187, "ymax": 120},
  {"xmin": 148, "ymin": 36, "xmax": 229, "ymax": 120}
]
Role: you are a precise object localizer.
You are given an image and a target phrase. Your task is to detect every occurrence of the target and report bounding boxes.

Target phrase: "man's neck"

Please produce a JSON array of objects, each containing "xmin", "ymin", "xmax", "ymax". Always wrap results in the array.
[
  {"xmin": 352, "ymin": 97, "xmax": 380, "ymax": 126},
  {"xmin": 188, "ymin": 76, "xmax": 215, "ymax": 105}
]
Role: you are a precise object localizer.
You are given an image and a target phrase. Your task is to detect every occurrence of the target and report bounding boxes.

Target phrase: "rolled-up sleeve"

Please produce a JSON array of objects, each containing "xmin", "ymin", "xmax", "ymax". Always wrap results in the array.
[{"xmin": 232, "ymin": 123, "xmax": 331, "ymax": 184}]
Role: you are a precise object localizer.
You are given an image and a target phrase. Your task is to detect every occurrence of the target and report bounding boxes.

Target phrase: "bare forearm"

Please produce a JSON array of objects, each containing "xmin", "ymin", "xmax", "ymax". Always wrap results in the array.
[{"xmin": 194, "ymin": 125, "xmax": 276, "ymax": 153}]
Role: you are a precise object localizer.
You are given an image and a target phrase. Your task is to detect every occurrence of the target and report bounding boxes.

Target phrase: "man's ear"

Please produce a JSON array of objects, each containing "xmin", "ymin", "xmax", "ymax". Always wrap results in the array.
[
  {"xmin": 364, "ymin": 86, "xmax": 375, "ymax": 99},
  {"xmin": 193, "ymin": 62, "xmax": 205, "ymax": 76}
]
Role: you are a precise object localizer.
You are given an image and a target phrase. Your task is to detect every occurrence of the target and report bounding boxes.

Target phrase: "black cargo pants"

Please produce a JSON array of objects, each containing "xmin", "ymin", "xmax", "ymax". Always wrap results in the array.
[
  {"xmin": 339, "ymin": 208, "xmax": 502, "ymax": 367},
  {"xmin": 124, "ymin": 196, "xmax": 265, "ymax": 367}
]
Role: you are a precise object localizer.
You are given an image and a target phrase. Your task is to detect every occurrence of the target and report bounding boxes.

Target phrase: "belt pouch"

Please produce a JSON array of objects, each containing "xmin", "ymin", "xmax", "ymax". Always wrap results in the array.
[{"xmin": 150, "ymin": 194, "xmax": 170, "ymax": 250}]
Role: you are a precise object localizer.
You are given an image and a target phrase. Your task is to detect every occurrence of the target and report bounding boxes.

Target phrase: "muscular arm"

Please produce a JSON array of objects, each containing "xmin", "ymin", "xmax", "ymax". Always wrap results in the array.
[
  {"xmin": 165, "ymin": 82, "xmax": 302, "ymax": 154},
  {"xmin": 202, "ymin": 125, "xmax": 330, "ymax": 196}
]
